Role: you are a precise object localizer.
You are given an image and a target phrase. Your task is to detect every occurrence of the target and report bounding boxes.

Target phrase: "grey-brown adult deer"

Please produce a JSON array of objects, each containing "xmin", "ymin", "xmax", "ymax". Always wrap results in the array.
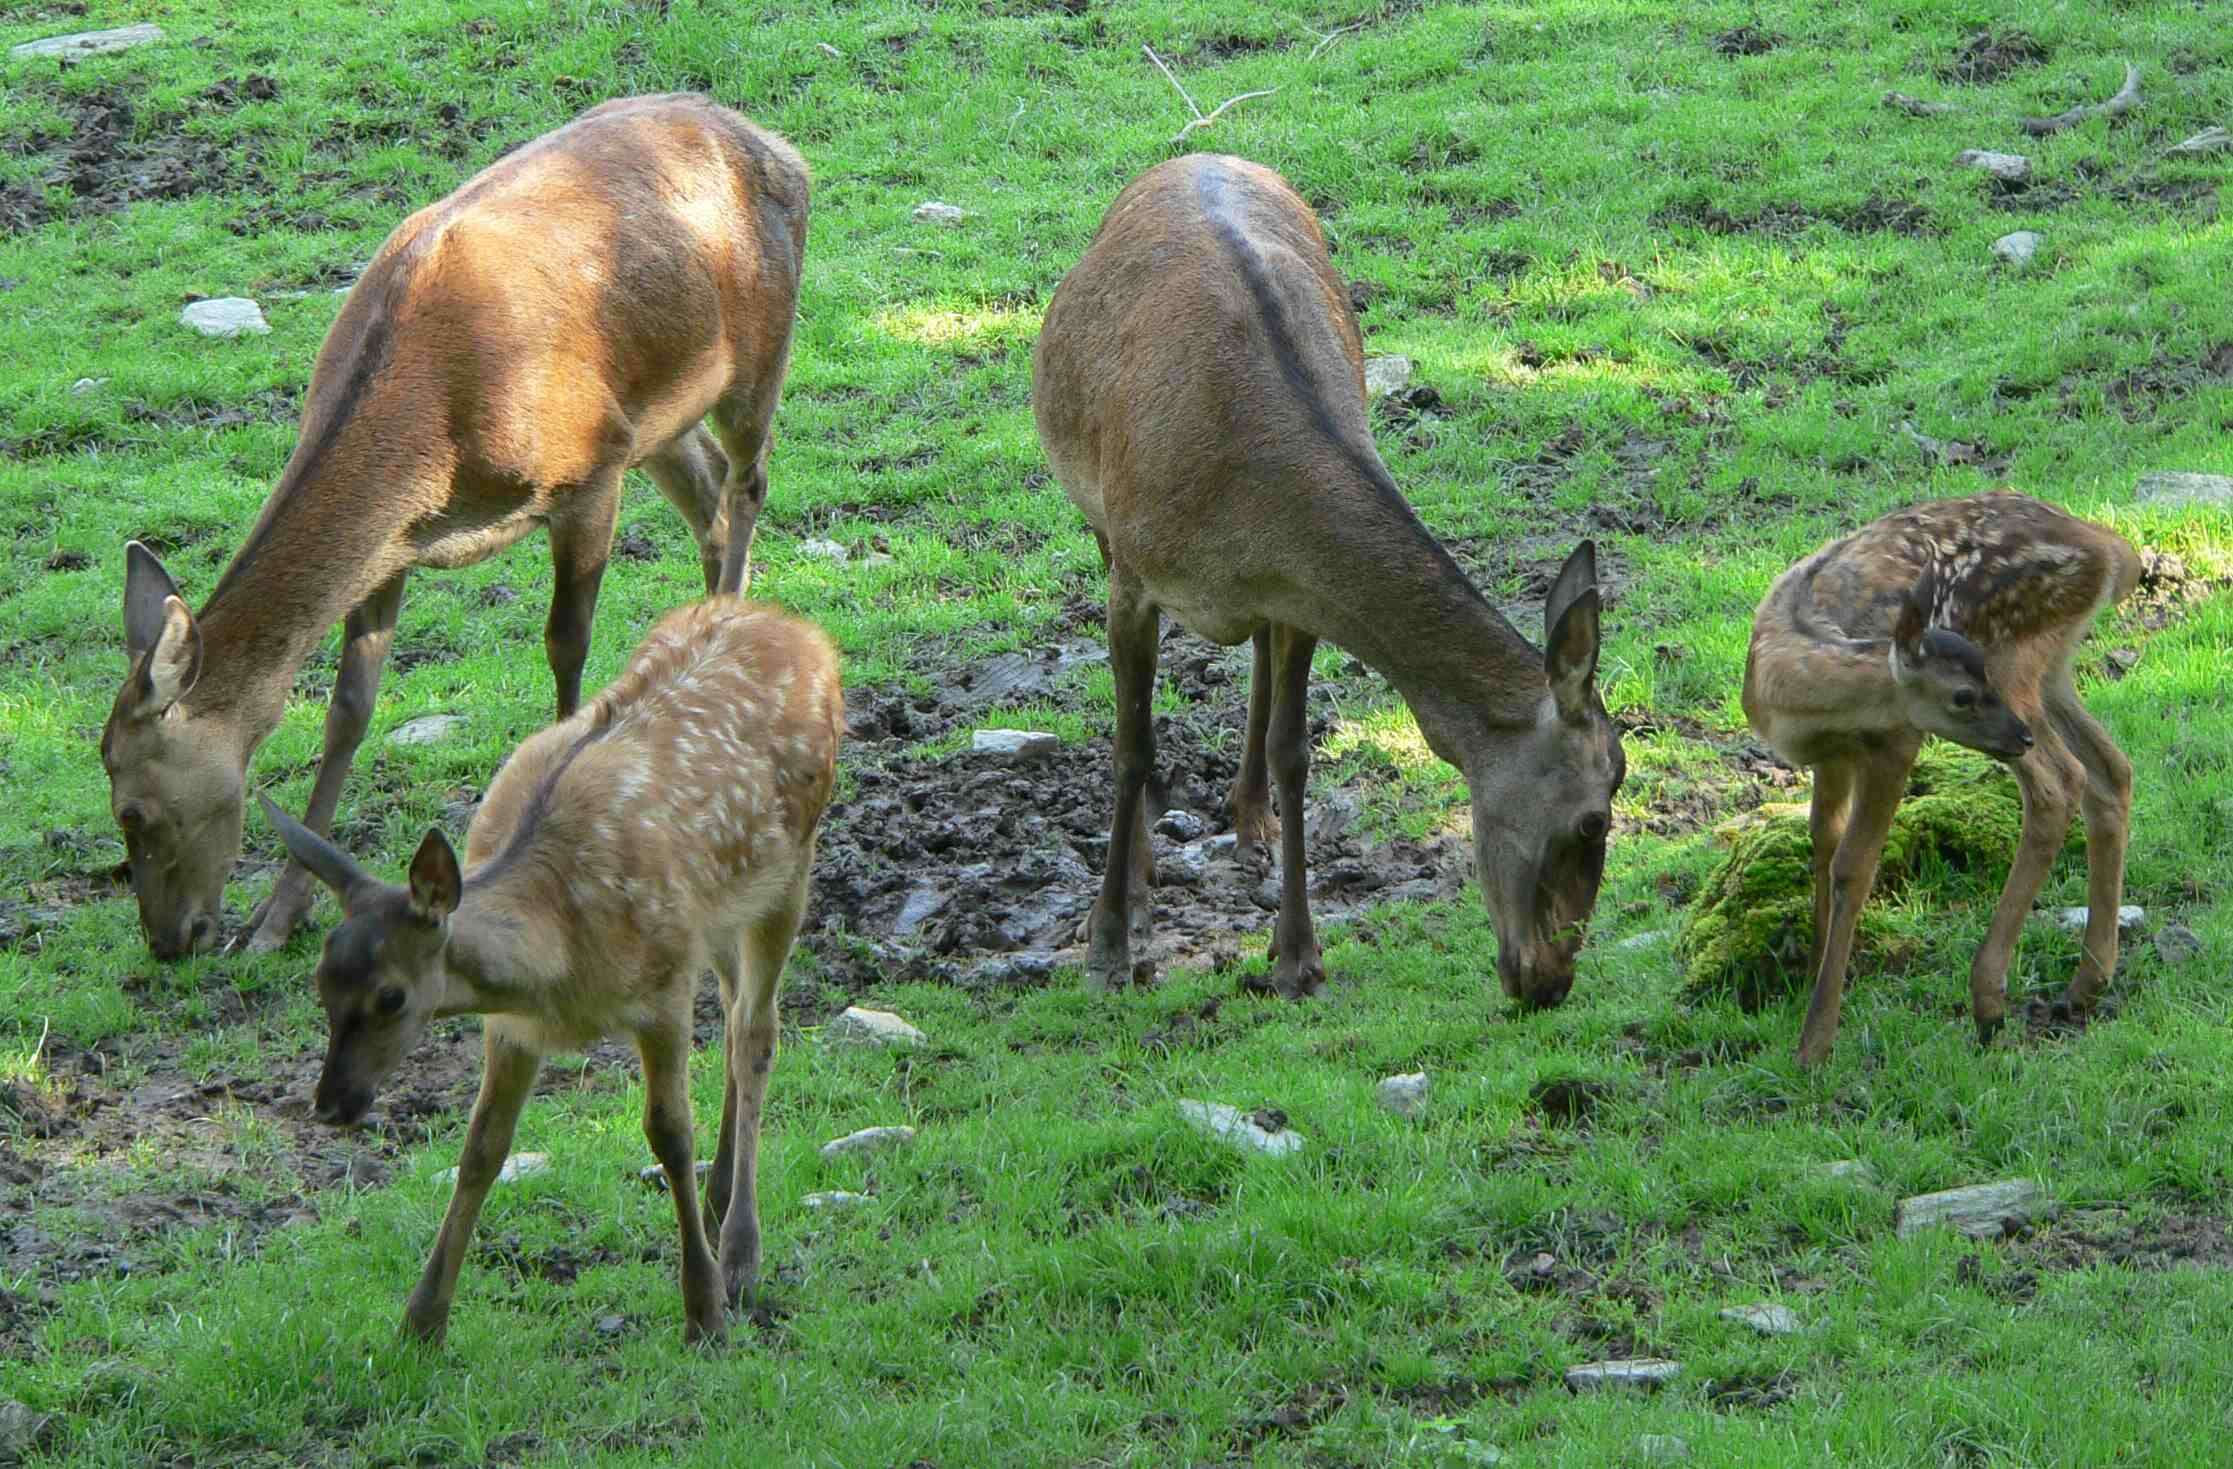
[
  {"xmin": 262, "ymin": 596, "xmax": 841, "ymax": 1346},
  {"xmin": 1031, "ymin": 154, "xmax": 1624, "ymax": 1002},
  {"xmin": 103, "ymin": 94, "xmax": 808, "ymax": 959},
  {"xmin": 1742, "ymin": 490, "xmax": 2141, "ymax": 1067}
]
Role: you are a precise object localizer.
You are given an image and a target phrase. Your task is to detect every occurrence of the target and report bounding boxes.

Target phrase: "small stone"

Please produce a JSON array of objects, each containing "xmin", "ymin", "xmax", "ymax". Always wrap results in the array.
[
  {"xmin": 1955, "ymin": 149, "xmax": 2031, "ymax": 182},
  {"xmin": 1895, "ymin": 1178, "xmax": 2051, "ymax": 1239},
  {"xmin": 1617, "ymin": 928, "xmax": 1673, "ymax": 951},
  {"xmin": 636, "ymin": 1159, "xmax": 713, "ymax": 1191},
  {"xmin": 859, "ymin": 551, "xmax": 896, "ymax": 568},
  {"xmin": 1721, "ymin": 1301, "xmax": 1803, "ymax": 1336},
  {"xmin": 912, "ymin": 201, "xmax": 968, "ymax": 225},
  {"xmin": 594, "ymin": 1313, "xmax": 627, "ymax": 1337},
  {"xmin": 967, "ymin": 949, "xmax": 1059, "ymax": 986},
  {"xmin": 820, "ymin": 1125, "xmax": 915, "ymax": 1159},
  {"xmin": 1179, "ymin": 1100, "xmax": 1306, "ymax": 1157},
  {"xmin": 1564, "ymin": 1358, "xmax": 1682, "ymax": 1393},
  {"xmin": 2052, "ymin": 904, "xmax": 2143, "ymax": 933},
  {"xmin": 1636, "ymin": 1436, "xmax": 1692, "ymax": 1465},
  {"xmin": 0, "ymin": 1398, "xmax": 57, "ymax": 1460},
  {"xmin": 797, "ymin": 537, "xmax": 849, "ymax": 561},
  {"xmin": 2165, "ymin": 126, "xmax": 2232, "ymax": 157},
  {"xmin": 387, "ymin": 713, "xmax": 469, "ymax": 748},
  {"xmin": 1363, "ymin": 354, "xmax": 1413, "ymax": 398},
  {"xmin": 823, "ymin": 1006, "xmax": 926, "ymax": 1048},
  {"xmin": 1155, "ymin": 809, "xmax": 1207, "ymax": 841},
  {"xmin": 2154, "ymin": 922, "xmax": 2202, "ymax": 966},
  {"xmin": 10, "ymin": 23, "xmax": 163, "ymax": 58},
  {"xmin": 973, "ymin": 729, "xmax": 1059, "ymax": 762},
  {"xmin": 1820, "ymin": 1159, "xmax": 1878, "ymax": 1185},
  {"xmin": 802, "ymin": 1190, "xmax": 869, "ymax": 1210},
  {"xmin": 180, "ymin": 298, "xmax": 271, "ymax": 338},
  {"xmin": 1991, "ymin": 230, "xmax": 2042, "ymax": 265},
  {"xmin": 436, "ymin": 1151, "xmax": 549, "ymax": 1186},
  {"xmin": 890, "ymin": 885, "xmax": 946, "ymax": 937},
  {"xmin": 69, "ymin": 377, "xmax": 108, "ymax": 395},
  {"xmin": 2135, "ymin": 472, "xmax": 2233, "ymax": 510},
  {"xmin": 1376, "ymin": 1072, "xmax": 1430, "ymax": 1117}
]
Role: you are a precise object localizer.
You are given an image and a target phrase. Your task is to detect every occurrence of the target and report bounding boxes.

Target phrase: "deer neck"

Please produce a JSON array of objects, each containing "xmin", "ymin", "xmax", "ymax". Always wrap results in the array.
[{"xmin": 435, "ymin": 886, "xmax": 569, "ymax": 1019}]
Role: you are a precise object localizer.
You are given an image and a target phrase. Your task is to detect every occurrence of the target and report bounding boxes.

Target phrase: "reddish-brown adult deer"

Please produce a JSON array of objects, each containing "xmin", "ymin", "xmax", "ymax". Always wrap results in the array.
[
  {"xmin": 1742, "ymin": 490, "xmax": 2141, "ymax": 1067},
  {"xmin": 262, "ymin": 596, "xmax": 841, "ymax": 1346},
  {"xmin": 103, "ymin": 94, "xmax": 808, "ymax": 959},
  {"xmin": 1031, "ymin": 154, "xmax": 1624, "ymax": 1002}
]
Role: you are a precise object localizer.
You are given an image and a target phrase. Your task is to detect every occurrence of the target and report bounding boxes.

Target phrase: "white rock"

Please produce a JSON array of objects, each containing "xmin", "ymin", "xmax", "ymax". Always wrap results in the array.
[
  {"xmin": 2155, "ymin": 922, "xmax": 2202, "ymax": 966},
  {"xmin": 1820, "ymin": 1159, "xmax": 1878, "ymax": 1185},
  {"xmin": 10, "ymin": 23, "xmax": 162, "ymax": 58},
  {"xmin": 2052, "ymin": 904, "xmax": 2143, "ymax": 933},
  {"xmin": 1991, "ymin": 230, "xmax": 2042, "ymax": 265},
  {"xmin": 859, "ymin": 551, "xmax": 896, "ymax": 568},
  {"xmin": 797, "ymin": 537, "xmax": 849, "ymax": 561},
  {"xmin": 1376, "ymin": 1072, "xmax": 1430, "ymax": 1117},
  {"xmin": 1895, "ymin": 1178, "xmax": 2050, "ymax": 1239},
  {"xmin": 1179, "ymin": 1100, "xmax": 1306, "ymax": 1157},
  {"xmin": 637, "ymin": 1159, "xmax": 712, "ymax": 1190},
  {"xmin": 436, "ymin": 1151, "xmax": 550, "ymax": 1186},
  {"xmin": 1617, "ymin": 928, "xmax": 1673, "ymax": 951},
  {"xmin": 973, "ymin": 729, "xmax": 1059, "ymax": 762},
  {"xmin": 1721, "ymin": 1301, "xmax": 1803, "ymax": 1336},
  {"xmin": 1564, "ymin": 1358, "xmax": 1682, "ymax": 1393},
  {"xmin": 387, "ymin": 713, "xmax": 469, "ymax": 748},
  {"xmin": 820, "ymin": 1125, "xmax": 915, "ymax": 1159},
  {"xmin": 1363, "ymin": 354, "xmax": 1413, "ymax": 398},
  {"xmin": 180, "ymin": 298, "xmax": 271, "ymax": 338},
  {"xmin": 824, "ymin": 1006, "xmax": 925, "ymax": 1048},
  {"xmin": 1956, "ymin": 149, "xmax": 2031, "ymax": 182},
  {"xmin": 1637, "ymin": 1437, "xmax": 1692, "ymax": 1465},
  {"xmin": 2136, "ymin": 472, "xmax": 2233, "ymax": 510},
  {"xmin": 802, "ymin": 1190, "xmax": 869, "ymax": 1210},
  {"xmin": 912, "ymin": 201, "xmax": 968, "ymax": 225},
  {"xmin": 2165, "ymin": 126, "xmax": 2232, "ymax": 157},
  {"xmin": 69, "ymin": 376, "xmax": 108, "ymax": 395}
]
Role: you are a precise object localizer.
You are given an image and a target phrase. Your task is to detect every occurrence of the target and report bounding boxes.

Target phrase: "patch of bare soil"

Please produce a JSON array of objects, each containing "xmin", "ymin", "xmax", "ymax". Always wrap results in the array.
[
  {"xmin": 1711, "ymin": 25, "xmax": 1784, "ymax": 57},
  {"xmin": 2103, "ymin": 343, "xmax": 2233, "ymax": 423},
  {"xmin": 1652, "ymin": 194, "xmax": 1937, "ymax": 239},
  {"xmin": 2011, "ymin": 1208, "xmax": 2233, "ymax": 1277},
  {"xmin": 1938, "ymin": 30, "xmax": 2048, "ymax": 84},
  {"xmin": 0, "ymin": 86, "xmax": 257, "ymax": 236}
]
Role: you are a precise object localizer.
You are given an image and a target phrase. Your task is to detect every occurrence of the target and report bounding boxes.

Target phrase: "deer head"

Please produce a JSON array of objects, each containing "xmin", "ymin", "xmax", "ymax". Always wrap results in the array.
[
  {"xmin": 101, "ymin": 543, "xmax": 242, "ymax": 959},
  {"xmin": 259, "ymin": 795, "xmax": 462, "ymax": 1124},
  {"xmin": 1464, "ymin": 541, "xmax": 1625, "ymax": 1009},
  {"xmin": 1888, "ymin": 578, "xmax": 2033, "ymax": 760}
]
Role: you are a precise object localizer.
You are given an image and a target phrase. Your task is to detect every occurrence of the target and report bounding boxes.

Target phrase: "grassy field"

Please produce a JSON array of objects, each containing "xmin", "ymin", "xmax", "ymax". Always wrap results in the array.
[{"xmin": 3, "ymin": 0, "xmax": 2232, "ymax": 1464}]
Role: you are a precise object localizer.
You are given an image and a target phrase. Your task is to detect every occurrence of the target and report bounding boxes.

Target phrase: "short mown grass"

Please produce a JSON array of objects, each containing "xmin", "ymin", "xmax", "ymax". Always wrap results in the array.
[{"xmin": 3, "ymin": 1, "xmax": 2231, "ymax": 1465}]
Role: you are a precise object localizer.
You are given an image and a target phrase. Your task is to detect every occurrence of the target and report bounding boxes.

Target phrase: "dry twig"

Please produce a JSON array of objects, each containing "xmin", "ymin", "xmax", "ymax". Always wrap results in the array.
[
  {"xmin": 1305, "ymin": 23, "xmax": 1361, "ymax": 61},
  {"xmin": 2163, "ymin": 125, "xmax": 2231, "ymax": 157},
  {"xmin": 2019, "ymin": 61, "xmax": 2140, "ymax": 136},
  {"xmin": 1144, "ymin": 43, "xmax": 1277, "ymax": 146},
  {"xmin": 1883, "ymin": 91, "xmax": 1960, "ymax": 117}
]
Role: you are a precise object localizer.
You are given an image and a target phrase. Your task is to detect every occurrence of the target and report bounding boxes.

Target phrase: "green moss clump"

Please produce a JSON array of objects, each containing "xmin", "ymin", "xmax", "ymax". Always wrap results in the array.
[{"xmin": 1677, "ymin": 744, "xmax": 2044, "ymax": 1000}]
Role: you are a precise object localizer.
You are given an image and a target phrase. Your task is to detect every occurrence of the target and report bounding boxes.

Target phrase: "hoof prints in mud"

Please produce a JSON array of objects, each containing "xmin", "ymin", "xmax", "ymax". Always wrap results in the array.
[{"xmin": 0, "ymin": 87, "xmax": 256, "ymax": 235}]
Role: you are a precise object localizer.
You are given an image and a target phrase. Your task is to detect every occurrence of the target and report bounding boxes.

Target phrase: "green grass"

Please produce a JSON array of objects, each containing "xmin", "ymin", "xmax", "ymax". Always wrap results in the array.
[{"xmin": 3, "ymin": 0, "xmax": 2232, "ymax": 1465}]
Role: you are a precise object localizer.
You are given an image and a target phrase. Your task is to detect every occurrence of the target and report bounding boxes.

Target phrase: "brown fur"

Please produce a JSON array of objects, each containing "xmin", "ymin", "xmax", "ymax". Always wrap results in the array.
[
  {"xmin": 103, "ymin": 94, "xmax": 809, "ymax": 958},
  {"xmin": 1031, "ymin": 155, "xmax": 1623, "ymax": 1004},
  {"xmin": 264, "ymin": 597, "xmax": 841, "ymax": 1346},
  {"xmin": 1742, "ymin": 491, "xmax": 2142, "ymax": 1066}
]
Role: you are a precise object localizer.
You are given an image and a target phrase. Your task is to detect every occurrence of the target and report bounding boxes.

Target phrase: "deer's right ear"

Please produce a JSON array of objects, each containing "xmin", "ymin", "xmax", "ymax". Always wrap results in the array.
[
  {"xmin": 1891, "ymin": 591, "xmax": 1929, "ymax": 663},
  {"xmin": 407, "ymin": 831, "xmax": 462, "ymax": 924},
  {"xmin": 258, "ymin": 793, "xmax": 374, "ymax": 905},
  {"xmin": 123, "ymin": 597, "xmax": 203, "ymax": 718},
  {"xmin": 123, "ymin": 541, "xmax": 186, "ymax": 661}
]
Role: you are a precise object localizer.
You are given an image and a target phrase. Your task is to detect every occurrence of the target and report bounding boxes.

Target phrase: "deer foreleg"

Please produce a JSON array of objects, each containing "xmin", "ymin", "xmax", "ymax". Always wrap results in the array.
[
  {"xmin": 1805, "ymin": 759, "xmax": 1856, "ymax": 980},
  {"xmin": 716, "ymin": 857, "xmax": 807, "ymax": 1315},
  {"xmin": 1248, "ymin": 624, "xmax": 1325, "ymax": 1000},
  {"xmin": 639, "ymin": 1013, "xmax": 725, "ymax": 1346},
  {"xmin": 1229, "ymin": 626, "xmax": 1279, "ymax": 861},
  {"xmin": 545, "ymin": 474, "xmax": 621, "ymax": 719},
  {"xmin": 643, "ymin": 426, "xmax": 732, "ymax": 597},
  {"xmin": 1796, "ymin": 742, "xmax": 1915, "ymax": 1068},
  {"xmin": 402, "ymin": 1031, "xmax": 539, "ymax": 1345},
  {"xmin": 1968, "ymin": 737, "xmax": 2083, "ymax": 1041},
  {"xmin": 2049, "ymin": 690, "xmax": 2132, "ymax": 1017},
  {"xmin": 1086, "ymin": 566, "xmax": 1160, "ymax": 991}
]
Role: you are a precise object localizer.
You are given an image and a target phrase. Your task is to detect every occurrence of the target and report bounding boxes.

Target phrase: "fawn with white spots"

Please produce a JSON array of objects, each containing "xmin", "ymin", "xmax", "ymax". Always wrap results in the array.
[
  {"xmin": 263, "ymin": 597, "xmax": 842, "ymax": 1346},
  {"xmin": 105, "ymin": 94, "xmax": 808, "ymax": 961},
  {"xmin": 1743, "ymin": 490, "xmax": 2141, "ymax": 1067}
]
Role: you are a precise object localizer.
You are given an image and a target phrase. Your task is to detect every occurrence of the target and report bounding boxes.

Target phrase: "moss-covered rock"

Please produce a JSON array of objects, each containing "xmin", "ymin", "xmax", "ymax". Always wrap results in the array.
[{"xmin": 1677, "ymin": 744, "xmax": 2055, "ymax": 1000}]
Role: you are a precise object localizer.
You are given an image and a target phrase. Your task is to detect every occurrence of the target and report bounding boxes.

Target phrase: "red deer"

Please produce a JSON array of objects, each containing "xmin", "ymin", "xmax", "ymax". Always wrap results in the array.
[
  {"xmin": 261, "ymin": 596, "xmax": 841, "ymax": 1346},
  {"xmin": 1031, "ymin": 155, "xmax": 1623, "ymax": 1002},
  {"xmin": 104, "ymin": 94, "xmax": 808, "ymax": 958},
  {"xmin": 1742, "ymin": 490, "xmax": 2141, "ymax": 1066}
]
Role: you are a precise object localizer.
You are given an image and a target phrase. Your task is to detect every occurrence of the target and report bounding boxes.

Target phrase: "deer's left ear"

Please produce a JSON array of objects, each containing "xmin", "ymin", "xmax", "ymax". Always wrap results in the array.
[{"xmin": 407, "ymin": 830, "xmax": 461, "ymax": 923}]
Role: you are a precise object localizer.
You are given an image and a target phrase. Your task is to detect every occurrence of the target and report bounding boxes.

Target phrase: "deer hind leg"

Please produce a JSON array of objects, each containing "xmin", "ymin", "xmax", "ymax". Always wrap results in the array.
[
  {"xmin": 642, "ymin": 426, "xmax": 733, "ymax": 596},
  {"xmin": 244, "ymin": 571, "xmax": 408, "ymax": 954},
  {"xmin": 637, "ymin": 1008, "xmax": 726, "ymax": 1345},
  {"xmin": 402, "ymin": 1029, "xmax": 539, "ymax": 1345},
  {"xmin": 716, "ymin": 853, "xmax": 809, "ymax": 1316},
  {"xmin": 1246, "ymin": 624, "xmax": 1326, "ymax": 1000},
  {"xmin": 545, "ymin": 470, "xmax": 624, "ymax": 720},
  {"xmin": 1967, "ymin": 717, "xmax": 2084, "ymax": 1040},
  {"xmin": 1086, "ymin": 564, "xmax": 1161, "ymax": 991},
  {"xmin": 1228, "ymin": 626, "xmax": 1279, "ymax": 862},
  {"xmin": 707, "ymin": 366, "xmax": 789, "ymax": 596},
  {"xmin": 1796, "ymin": 740, "xmax": 1917, "ymax": 1068},
  {"xmin": 2047, "ymin": 676, "xmax": 2132, "ymax": 1016},
  {"xmin": 1805, "ymin": 759, "xmax": 1857, "ymax": 982}
]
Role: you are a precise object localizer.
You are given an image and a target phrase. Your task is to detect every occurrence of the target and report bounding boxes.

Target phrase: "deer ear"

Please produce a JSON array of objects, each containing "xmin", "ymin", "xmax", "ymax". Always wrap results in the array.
[
  {"xmin": 407, "ymin": 830, "xmax": 462, "ymax": 923},
  {"xmin": 123, "ymin": 541, "xmax": 186, "ymax": 662},
  {"xmin": 258, "ymin": 793, "xmax": 375, "ymax": 905},
  {"xmin": 124, "ymin": 597, "xmax": 202, "ymax": 718},
  {"xmin": 1544, "ymin": 539, "xmax": 1598, "ymax": 643},
  {"xmin": 1892, "ymin": 589, "xmax": 1929, "ymax": 662},
  {"xmin": 1545, "ymin": 585, "xmax": 1602, "ymax": 721}
]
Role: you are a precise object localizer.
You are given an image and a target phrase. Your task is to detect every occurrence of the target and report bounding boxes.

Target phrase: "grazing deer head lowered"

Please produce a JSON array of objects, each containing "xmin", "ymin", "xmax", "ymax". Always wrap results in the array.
[
  {"xmin": 104, "ymin": 93, "xmax": 809, "ymax": 959},
  {"xmin": 265, "ymin": 597, "xmax": 842, "ymax": 1347},
  {"xmin": 1031, "ymin": 153, "xmax": 1623, "ymax": 1005}
]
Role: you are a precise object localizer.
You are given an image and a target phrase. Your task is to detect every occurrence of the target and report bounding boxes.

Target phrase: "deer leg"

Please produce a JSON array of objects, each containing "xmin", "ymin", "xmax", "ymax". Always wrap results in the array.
[
  {"xmin": 638, "ymin": 1012, "xmax": 726, "ymax": 1346},
  {"xmin": 2047, "ymin": 682, "xmax": 2132, "ymax": 1016},
  {"xmin": 1796, "ymin": 742, "xmax": 1915, "ymax": 1068},
  {"xmin": 642, "ymin": 426, "xmax": 733, "ymax": 596},
  {"xmin": 708, "ymin": 374, "xmax": 786, "ymax": 596},
  {"xmin": 1086, "ymin": 565, "xmax": 1160, "ymax": 991},
  {"xmin": 243, "ymin": 571, "xmax": 407, "ymax": 953},
  {"xmin": 1228, "ymin": 626, "xmax": 1279, "ymax": 861},
  {"xmin": 1247, "ymin": 625, "xmax": 1325, "ymax": 1000},
  {"xmin": 717, "ymin": 854, "xmax": 808, "ymax": 1315},
  {"xmin": 1805, "ymin": 759, "xmax": 1856, "ymax": 981},
  {"xmin": 545, "ymin": 473, "xmax": 623, "ymax": 720},
  {"xmin": 401, "ymin": 1030, "xmax": 540, "ymax": 1345},
  {"xmin": 1968, "ymin": 734, "xmax": 2084, "ymax": 1042},
  {"xmin": 702, "ymin": 930, "xmax": 745, "ymax": 1238}
]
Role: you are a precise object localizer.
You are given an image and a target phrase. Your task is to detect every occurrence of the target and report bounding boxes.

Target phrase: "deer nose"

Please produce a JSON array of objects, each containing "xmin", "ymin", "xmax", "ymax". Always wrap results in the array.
[{"xmin": 187, "ymin": 914, "xmax": 217, "ymax": 951}]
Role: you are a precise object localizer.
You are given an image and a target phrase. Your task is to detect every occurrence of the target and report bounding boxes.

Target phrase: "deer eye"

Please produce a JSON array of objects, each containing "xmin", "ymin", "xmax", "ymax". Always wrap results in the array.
[
  {"xmin": 376, "ymin": 988, "xmax": 406, "ymax": 1017},
  {"xmin": 1951, "ymin": 688, "xmax": 1978, "ymax": 710}
]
